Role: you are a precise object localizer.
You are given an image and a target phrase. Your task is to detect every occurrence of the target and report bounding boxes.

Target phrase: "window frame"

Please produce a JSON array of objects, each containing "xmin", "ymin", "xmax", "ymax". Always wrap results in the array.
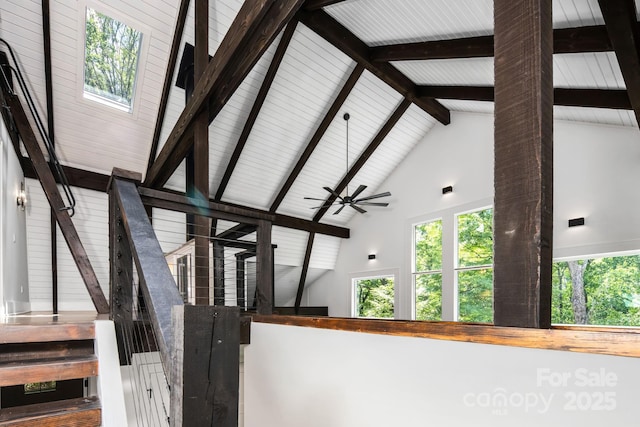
[
  {"xmin": 76, "ymin": 1, "xmax": 150, "ymax": 118},
  {"xmin": 454, "ymin": 206, "xmax": 493, "ymax": 323},
  {"xmin": 351, "ymin": 269, "xmax": 399, "ymax": 320},
  {"xmin": 412, "ymin": 217, "xmax": 443, "ymax": 321},
  {"xmin": 408, "ymin": 198, "xmax": 493, "ymax": 322}
]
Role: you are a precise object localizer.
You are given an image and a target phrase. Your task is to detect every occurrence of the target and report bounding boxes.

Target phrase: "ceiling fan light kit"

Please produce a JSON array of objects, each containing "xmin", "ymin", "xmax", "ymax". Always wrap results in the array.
[{"xmin": 304, "ymin": 113, "xmax": 392, "ymax": 215}]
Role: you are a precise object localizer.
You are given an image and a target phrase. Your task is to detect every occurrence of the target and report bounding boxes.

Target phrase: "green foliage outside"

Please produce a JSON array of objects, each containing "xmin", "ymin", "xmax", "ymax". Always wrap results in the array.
[
  {"xmin": 84, "ymin": 8, "xmax": 141, "ymax": 108},
  {"xmin": 415, "ymin": 273, "xmax": 442, "ymax": 321},
  {"xmin": 553, "ymin": 255, "xmax": 640, "ymax": 326},
  {"xmin": 414, "ymin": 220, "xmax": 443, "ymax": 320},
  {"xmin": 457, "ymin": 209, "xmax": 493, "ymax": 322},
  {"xmin": 355, "ymin": 277, "xmax": 394, "ymax": 318}
]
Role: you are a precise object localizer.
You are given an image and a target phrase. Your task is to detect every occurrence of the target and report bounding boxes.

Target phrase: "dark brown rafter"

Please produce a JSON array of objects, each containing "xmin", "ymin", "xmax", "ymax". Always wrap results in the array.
[
  {"xmin": 215, "ymin": 20, "xmax": 299, "ymax": 201},
  {"xmin": 139, "ymin": 187, "xmax": 350, "ymax": 238},
  {"xmin": 217, "ymin": 223, "xmax": 257, "ymax": 240},
  {"xmin": 598, "ymin": 0, "xmax": 640, "ymax": 125},
  {"xmin": 313, "ymin": 99, "xmax": 411, "ymax": 222},
  {"xmin": 304, "ymin": 0, "xmax": 347, "ymax": 11},
  {"xmin": 146, "ymin": 0, "xmax": 190, "ymax": 177},
  {"xmin": 269, "ymin": 64, "xmax": 365, "ymax": 212},
  {"xmin": 416, "ymin": 86, "xmax": 632, "ymax": 110},
  {"xmin": 294, "ymin": 232, "xmax": 315, "ymax": 313},
  {"xmin": 145, "ymin": 0, "xmax": 304, "ymax": 189},
  {"xmin": 299, "ymin": 9, "xmax": 450, "ymax": 125},
  {"xmin": 370, "ymin": 25, "xmax": 612, "ymax": 61}
]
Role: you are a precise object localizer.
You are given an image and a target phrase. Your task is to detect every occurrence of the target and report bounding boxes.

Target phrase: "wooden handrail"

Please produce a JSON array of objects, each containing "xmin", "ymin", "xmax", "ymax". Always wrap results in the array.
[
  {"xmin": 108, "ymin": 169, "xmax": 184, "ymax": 374},
  {"xmin": 252, "ymin": 315, "xmax": 640, "ymax": 358}
]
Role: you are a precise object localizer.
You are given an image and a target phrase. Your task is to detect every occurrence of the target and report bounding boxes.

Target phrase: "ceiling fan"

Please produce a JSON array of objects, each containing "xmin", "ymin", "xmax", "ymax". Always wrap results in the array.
[{"xmin": 305, "ymin": 113, "xmax": 392, "ymax": 215}]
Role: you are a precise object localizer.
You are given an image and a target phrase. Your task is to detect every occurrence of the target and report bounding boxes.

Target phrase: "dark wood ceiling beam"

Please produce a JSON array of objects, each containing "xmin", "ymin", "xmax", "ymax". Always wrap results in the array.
[
  {"xmin": 294, "ymin": 232, "xmax": 315, "ymax": 313},
  {"xmin": 598, "ymin": 0, "xmax": 640, "ymax": 125},
  {"xmin": 370, "ymin": 25, "xmax": 612, "ymax": 61},
  {"xmin": 217, "ymin": 223, "xmax": 258, "ymax": 240},
  {"xmin": 215, "ymin": 20, "xmax": 299, "ymax": 201},
  {"xmin": 145, "ymin": 0, "xmax": 304, "ymax": 188},
  {"xmin": 313, "ymin": 99, "xmax": 411, "ymax": 222},
  {"xmin": 304, "ymin": 0, "xmax": 347, "ymax": 11},
  {"xmin": 205, "ymin": 5, "xmax": 304, "ymax": 125},
  {"xmin": 416, "ymin": 85, "xmax": 632, "ymax": 110},
  {"xmin": 146, "ymin": 0, "xmax": 191, "ymax": 177},
  {"xmin": 139, "ymin": 187, "xmax": 350, "ymax": 238},
  {"xmin": 269, "ymin": 64, "xmax": 365, "ymax": 212},
  {"xmin": 299, "ymin": 9, "xmax": 450, "ymax": 125}
]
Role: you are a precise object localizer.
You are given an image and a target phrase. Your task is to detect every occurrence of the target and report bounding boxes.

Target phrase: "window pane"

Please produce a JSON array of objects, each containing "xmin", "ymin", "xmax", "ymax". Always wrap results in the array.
[
  {"xmin": 552, "ymin": 255, "xmax": 640, "ymax": 326},
  {"xmin": 458, "ymin": 268, "xmax": 493, "ymax": 323},
  {"xmin": 415, "ymin": 220, "xmax": 442, "ymax": 272},
  {"xmin": 355, "ymin": 277, "xmax": 394, "ymax": 318},
  {"xmin": 457, "ymin": 208, "xmax": 493, "ymax": 267},
  {"xmin": 415, "ymin": 273, "xmax": 442, "ymax": 321},
  {"xmin": 84, "ymin": 8, "xmax": 141, "ymax": 110}
]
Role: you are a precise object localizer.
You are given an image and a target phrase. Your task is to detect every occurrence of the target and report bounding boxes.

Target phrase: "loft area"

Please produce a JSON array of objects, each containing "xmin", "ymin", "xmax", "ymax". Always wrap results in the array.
[{"xmin": 2, "ymin": 0, "xmax": 640, "ymax": 425}]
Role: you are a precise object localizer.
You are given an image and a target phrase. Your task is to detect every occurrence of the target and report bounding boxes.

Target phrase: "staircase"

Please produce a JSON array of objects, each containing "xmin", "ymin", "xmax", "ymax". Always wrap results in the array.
[{"xmin": 0, "ymin": 321, "xmax": 102, "ymax": 426}]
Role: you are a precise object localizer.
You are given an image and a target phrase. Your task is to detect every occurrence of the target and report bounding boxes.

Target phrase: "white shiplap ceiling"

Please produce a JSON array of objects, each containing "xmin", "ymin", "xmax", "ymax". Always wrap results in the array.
[{"xmin": 2, "ymin": 0, "xmax": 639, "ymax": 293}]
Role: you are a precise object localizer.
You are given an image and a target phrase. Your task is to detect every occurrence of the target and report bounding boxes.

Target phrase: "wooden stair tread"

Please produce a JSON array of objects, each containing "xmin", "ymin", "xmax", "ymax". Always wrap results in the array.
[
  {"xmin": 0, "ymin": 356, "xmax": 98, "ymax": 387},
  {"xmin": 0, "ymin": 323, "xmax": 95, "ymax": 345},
  {"xmin": 0, "ymin": 396, "xmax": 101, "ymax": 427}
]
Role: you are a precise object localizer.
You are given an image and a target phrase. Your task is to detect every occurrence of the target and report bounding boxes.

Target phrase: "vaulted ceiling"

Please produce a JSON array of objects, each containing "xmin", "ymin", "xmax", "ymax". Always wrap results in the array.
[{"xmin": 2, "ymin": 0, "xmax": 639, "ymax": 281}]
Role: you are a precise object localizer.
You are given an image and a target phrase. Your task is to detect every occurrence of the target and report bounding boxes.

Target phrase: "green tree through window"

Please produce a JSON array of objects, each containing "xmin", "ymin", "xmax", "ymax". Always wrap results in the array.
[
  {"xmin": 84, "ymin": 8, "xmax": 141, "ymax": 110},
  {"xmin": 552, "ymin": 255, "xmax": 640, "ymax": 326},
  {"xmin": 457, "ymin": 208, "xmax": 493, "ymax": 323},
  {"xmin": 354, "ymin": 276, "xmax": 394, "ymax": 318},
  {"xmin": 414, "ymin": 220, "xmax": 442, "ymax": 320}
]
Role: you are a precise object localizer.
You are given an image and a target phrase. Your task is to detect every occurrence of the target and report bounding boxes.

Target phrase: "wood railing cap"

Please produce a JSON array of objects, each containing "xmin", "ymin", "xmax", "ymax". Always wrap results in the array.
[{"xmin": 108, "ymin": 168, "xmax": 142, "ymax": 191}]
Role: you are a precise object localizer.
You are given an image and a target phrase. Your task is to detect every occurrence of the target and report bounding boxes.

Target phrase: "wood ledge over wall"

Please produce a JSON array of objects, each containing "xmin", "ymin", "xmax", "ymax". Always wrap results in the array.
[{"xmin": 251, "ymin": 315, "xmax": 640, "ymax": 359}]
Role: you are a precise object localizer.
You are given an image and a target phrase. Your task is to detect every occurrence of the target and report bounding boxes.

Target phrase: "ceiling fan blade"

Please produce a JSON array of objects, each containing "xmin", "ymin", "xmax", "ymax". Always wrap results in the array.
[
  {"xmin": 358, "ymin": 202, "xmax": 389, "ymax": 207},
  {"xmin": 311, "ymin": 204, "xmax": 336, "ymax": 209},
  {"xmin": 354, "ymin": 191, "xmax": 391, "ymax": 203},
  {"xmin": 333, "ymin": 204, "xmax": 346, "ymax": 215},
  {"xmin": 323, "ymin": 186, "xmax": 344, "ymax": 201},
  {"xmin": 304, "ymin": 197, "xmax": 328, "ymax": 201},
  {"xmin": 351, "ymin": 204, "xmax": 367, "ymax": 214},
  {"xmin": 350, "ymin": 184, "xmax": 367, "ymax": 199}
]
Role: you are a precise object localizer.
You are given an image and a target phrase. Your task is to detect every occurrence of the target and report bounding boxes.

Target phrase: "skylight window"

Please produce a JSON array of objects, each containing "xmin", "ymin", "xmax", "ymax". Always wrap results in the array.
[{"xmin": 84, "ymin": 8, "xmax": 141, "ymax": 112}]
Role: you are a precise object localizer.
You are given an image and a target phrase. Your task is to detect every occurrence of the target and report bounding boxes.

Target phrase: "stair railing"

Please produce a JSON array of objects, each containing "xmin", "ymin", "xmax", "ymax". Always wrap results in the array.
[
  {"xmin": 108, "ymin": 169, "xmax": 241, "ymax": 427},
  {"xmin": 0, "ymin": 39, "xmax": 76, "ymax": 216}
]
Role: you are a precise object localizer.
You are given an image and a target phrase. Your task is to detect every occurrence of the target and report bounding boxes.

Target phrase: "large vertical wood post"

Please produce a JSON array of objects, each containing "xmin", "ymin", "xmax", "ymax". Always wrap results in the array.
[
  {"xmin": 256, "ymin": 220, "xmax": 274, "ymax": 314},
  {"xmin": 493, "ymin": 0, "xmax": 553, "ymax": 328},
  {"xmin": 193, "ymin": 0, "xmax": 211, "ymax": 305},
  {"xmin": 171, "ymin": 305, "xmax": 240, "ymax": 427}
]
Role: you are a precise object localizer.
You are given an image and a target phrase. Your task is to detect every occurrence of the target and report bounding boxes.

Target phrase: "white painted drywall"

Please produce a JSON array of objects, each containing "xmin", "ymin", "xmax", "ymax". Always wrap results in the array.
[
  {"xmin": 244, "ymin": 322, "xmax": 640, "ymax": 427},
  {"xmin": 26, "ymin": 181, "xmax": 108, "ymax": 311},
  {"xmin": 0, "ymin": 116, "xmax": 30, "ymax": 316},
  {"xmin": 307, "ymin": 112, "xmax": 640, "ymax": 318}
]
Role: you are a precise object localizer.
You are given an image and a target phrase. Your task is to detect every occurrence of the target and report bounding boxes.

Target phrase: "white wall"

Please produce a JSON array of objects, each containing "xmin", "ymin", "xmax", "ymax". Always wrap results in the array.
[
  {"xmin": 245, "ymin": 322, "xmax": 640, "ymax": 427},
  {"xmin": 0, "ymin": 117, "xmax": 30, "ymax": 316},
  {"xmin": 26, "ymin": 180, "xmax": 109, "ymax": 311},
  {"xmin": 308, "ymin": 113, "xmax": 640, "ymax": 317}
]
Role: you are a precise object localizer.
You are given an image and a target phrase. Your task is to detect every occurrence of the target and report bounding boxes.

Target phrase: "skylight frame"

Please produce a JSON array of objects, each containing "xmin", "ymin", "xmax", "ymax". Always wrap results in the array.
[{"xmin": 77, "ymin": 1, "xmax": 150, "ymax": 117}]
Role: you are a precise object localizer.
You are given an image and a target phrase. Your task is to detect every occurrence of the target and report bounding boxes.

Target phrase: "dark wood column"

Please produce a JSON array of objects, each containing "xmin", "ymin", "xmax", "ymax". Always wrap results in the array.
[
  {"xmin": 256, "ymin": 220, "xmax": 274, "ymax": 314},
  {"xmin": 493, "ymin": 0, "xmax": 553, "ymax": 328},
  {"xmin": 193, "ymin": 0, "xmax": 210, "ymax": 305}
]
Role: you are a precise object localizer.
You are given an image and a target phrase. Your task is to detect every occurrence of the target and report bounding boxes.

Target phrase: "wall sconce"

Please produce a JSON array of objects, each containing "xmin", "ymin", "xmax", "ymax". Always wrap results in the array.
[
  {"xmin": 368, "ymin": 254, "xmax": 376, "ymax": 260},
  {"xmin": 568, "ymin": 217, "xmax": 585, "ymax": 227},
  {"xmin": 442, "ymin": 185, "xmax": 453, "ymax": 195},
  {"xmin": 16, "ymin": 182, "xmax": 26, "ymax": 211}
]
